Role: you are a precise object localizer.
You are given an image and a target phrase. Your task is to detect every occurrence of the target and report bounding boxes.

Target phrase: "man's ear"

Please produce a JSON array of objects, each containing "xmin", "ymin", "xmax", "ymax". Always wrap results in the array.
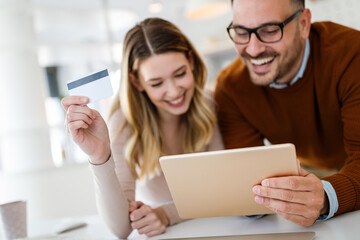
[
  {"xmin": 299, "ymin": 9, "xmax": 312, "ymax": 39},
  {"xmin": 129, "ymin": 73, "xmax": 144, "ymax": 92}
]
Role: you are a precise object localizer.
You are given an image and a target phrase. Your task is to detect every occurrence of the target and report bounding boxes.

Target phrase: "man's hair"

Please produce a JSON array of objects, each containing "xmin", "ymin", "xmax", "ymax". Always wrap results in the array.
[
  {"xmin": 231, "ymin": 0, "xmax": 305, "ymax": 9},
  {"xmin": 290, "ymin": 0, "xmax": 305, "ymax": 9}
]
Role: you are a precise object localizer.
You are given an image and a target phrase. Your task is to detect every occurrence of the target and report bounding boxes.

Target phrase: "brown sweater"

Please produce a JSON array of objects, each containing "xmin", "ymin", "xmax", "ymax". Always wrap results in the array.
[{"xmin": 215, "ymin": 22, "xmax": 360, "ymax": 216}]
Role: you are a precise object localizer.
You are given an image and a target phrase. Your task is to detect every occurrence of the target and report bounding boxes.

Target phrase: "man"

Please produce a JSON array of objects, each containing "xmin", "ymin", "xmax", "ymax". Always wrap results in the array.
[{"xmin": 215, "ymin": 0, "xmax": 360, "ymax": 227}]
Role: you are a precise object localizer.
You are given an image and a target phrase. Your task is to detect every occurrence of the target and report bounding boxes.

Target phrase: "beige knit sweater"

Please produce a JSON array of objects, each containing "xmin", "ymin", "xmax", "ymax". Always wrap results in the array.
[{"xmin": 90, "ymin": 100, "xmax": 224, "ymax": 239}]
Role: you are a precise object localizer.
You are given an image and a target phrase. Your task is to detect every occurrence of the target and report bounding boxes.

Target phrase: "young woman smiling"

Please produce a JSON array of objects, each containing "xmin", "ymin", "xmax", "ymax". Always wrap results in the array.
[{"xmin": 62, "ymin": 18, "xmax": 223, "ymax": 238}]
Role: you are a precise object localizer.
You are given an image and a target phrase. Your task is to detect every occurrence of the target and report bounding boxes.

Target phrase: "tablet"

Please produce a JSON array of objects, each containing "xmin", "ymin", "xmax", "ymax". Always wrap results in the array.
[{"xmin": 159, "ymin": 143, "xmax": 298, "ymax": 218}]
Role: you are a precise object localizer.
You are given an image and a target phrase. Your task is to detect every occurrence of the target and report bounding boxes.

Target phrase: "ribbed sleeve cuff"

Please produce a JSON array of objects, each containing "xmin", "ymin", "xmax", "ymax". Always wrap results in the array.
[
  {"xmin": 161, "ymin": 202, "xmax": 184, "ymax": 226},
  {"xmin": 89, "ymin": 155, "xmax": 116, "ymax": 183},
  {"xmin": 322, "ymin": 173, "xmax": 356, "ymax": 215}
]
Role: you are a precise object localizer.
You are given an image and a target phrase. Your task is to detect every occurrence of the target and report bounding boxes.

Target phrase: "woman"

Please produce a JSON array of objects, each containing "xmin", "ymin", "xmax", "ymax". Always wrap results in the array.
[{"xmin": 62, "ymin": 18, "xmax": 223, "ymax": 238}]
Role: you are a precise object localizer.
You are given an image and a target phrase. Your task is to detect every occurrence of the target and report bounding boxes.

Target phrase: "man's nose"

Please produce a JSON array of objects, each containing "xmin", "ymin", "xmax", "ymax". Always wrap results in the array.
[{"xmin": 245, "ymin": 33, "xmax": 266, "ymax": 57}]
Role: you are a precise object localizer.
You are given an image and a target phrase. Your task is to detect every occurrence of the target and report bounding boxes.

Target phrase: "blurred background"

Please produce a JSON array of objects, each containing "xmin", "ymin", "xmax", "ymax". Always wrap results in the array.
[{"xmin": 0, "ymin": 0, "xmax": 359, "ymax": 224}]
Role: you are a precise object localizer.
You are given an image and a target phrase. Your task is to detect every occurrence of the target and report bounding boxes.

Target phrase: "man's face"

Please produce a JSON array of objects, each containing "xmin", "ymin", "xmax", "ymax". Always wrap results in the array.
[{"xmin": 232, "ymin": 0, "xmax": 306, "ymax": 86}]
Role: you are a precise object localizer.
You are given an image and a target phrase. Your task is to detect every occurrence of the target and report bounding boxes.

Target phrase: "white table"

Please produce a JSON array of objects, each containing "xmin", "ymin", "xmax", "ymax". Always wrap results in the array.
[{"xmin": 28, "ymin": 210, "xmax": 360, "ymax": 240}]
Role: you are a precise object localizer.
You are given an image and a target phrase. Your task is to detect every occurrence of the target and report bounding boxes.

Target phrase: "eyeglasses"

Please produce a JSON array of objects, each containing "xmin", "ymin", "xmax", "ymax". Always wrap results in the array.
[{"xmin": 227, "ymin": 9, "xmax": 304, "ymax": 45}]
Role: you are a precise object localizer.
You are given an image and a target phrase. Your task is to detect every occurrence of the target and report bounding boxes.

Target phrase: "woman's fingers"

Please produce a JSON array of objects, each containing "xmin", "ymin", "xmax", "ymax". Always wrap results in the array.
[
  {"xmin": 67, "ymin": 120, "xmax": 89, "ymax": 134},
  {"xmin": 131, "ymin": 211, "xmax": 166, "ymax": 236},
  {"xmin": 61, "ymin": 96, "xmax": 89, "ymax": 111},
  {"xmin": 61, "ymin": 96, "xmax": 111, "ymax": 164},
  {"xmin": 130, "ymin": 205, "xmax": 152, "ymax": 222},
  {"xmin": 130, "ymin": 205, "xmax": 168, "ymax": 237},
  {"xmin": 64, "ymin": 104, "xmax": 95, "ymax": 136},
  {"xmin": 67, "ymin": 112, "xmax": 93, "ymax": 126},
  {"xmin": 129, "ymin": 201, "xmax": 144, "ymax": 212},
  {"xmin": 67, "ymin": 104, "xmax": 96, "ymax": 119}
]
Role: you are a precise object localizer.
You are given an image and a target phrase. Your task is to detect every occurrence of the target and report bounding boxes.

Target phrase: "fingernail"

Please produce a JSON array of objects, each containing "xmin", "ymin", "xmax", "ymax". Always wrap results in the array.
[
  {"xmin": 252, "ymin": 186, "xmax": 260, "ymax": 195},
  {"xmin": 130, "ymin": 215, "xmax": 134, "ymax": 221},
  {"xmin": 80, "ymin": 97, "xmax": 88, "ymax": 103},
  {"xmin": 262, "ymin": 179, "xmax": 269, "ymax": 187},
  {"xmin": 255, "ymin": 196, "xmax": 264, "ymax": 204}
]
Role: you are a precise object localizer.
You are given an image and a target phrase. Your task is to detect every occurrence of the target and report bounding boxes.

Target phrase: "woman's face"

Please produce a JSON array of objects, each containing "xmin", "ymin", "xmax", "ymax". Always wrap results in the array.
[{"xmin": 134, "ymin": 51, "xmax": 195, "ymax": 120}]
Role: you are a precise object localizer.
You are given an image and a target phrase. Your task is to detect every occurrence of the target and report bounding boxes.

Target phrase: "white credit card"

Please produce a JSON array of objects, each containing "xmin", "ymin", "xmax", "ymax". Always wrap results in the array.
[{"xmin": 67, "ymin": 69, "xmax": 114, "ymax": 103}]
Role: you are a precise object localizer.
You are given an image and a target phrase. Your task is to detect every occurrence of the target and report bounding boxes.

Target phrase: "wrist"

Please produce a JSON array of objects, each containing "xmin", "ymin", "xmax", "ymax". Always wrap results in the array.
[
  {"xmin": 155, "ymin": 207, "xmax": 169, "ymax": 226},
  {"xmin": 89, "ymin": 150, "xmax": 111, "ymax": 165},
  {"xmin": 320, "ymin": 190, "xmax": 329, "ymax": 215}
]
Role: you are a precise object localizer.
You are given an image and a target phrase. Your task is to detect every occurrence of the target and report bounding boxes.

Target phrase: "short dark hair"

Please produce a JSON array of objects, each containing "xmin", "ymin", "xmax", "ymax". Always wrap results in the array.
[
  {"xmin": 230, "ymin": 0, "xmax": 305, "ymax": 9},
  {"xmin": 290, "ymin": 0, "xmax": 305, "ymax": 9}
]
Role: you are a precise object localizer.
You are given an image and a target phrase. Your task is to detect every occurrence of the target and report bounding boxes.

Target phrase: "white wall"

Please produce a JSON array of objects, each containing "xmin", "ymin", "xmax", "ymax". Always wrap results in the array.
[{"xmin": 307, "ymin": 0, "xmax": 360, "ymax": 30}]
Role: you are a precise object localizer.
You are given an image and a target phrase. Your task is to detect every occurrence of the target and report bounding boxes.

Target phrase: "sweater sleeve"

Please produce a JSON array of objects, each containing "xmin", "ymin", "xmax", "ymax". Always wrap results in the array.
[
  {"xmin": 322, "ymin": 53, "xmax": 360, "ymax": 215},
  {"xmin": 214, "ymin": 74, "xmax": 263, "ymax": 149},
  {"xmin": 90, "ymin": 157, "xmax": 132, "ymax": 239},
  {"xmin": 160, "ymin": 202, "xmax": 183, "ymax": 226},
  {"xmin": 90, "ymin": 109, "xmax": 135, "ymax": 239}
]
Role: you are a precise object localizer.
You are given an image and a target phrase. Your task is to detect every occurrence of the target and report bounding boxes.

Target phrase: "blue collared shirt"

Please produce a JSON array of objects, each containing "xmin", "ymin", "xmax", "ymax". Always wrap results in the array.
[
  {"xmin": 269, "ymin": 38, "xmax": 310, "ymax": 89},
  {"xmin": 269, "ymin": 39, "xmax": 338, "ymax": 220}
]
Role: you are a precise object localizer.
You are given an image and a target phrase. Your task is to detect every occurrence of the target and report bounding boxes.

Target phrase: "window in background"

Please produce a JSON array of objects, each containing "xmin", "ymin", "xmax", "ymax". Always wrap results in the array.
[
  {"xmin": 34, "ymin": 0, "xmax": 137, "ymax": 167},
  {"xmin": 44, "ymin": 66, "xmax": 85, "ymax": 166}
]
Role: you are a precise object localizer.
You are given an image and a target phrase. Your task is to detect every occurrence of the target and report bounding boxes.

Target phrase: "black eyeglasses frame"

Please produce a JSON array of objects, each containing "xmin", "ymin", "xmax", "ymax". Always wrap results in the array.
[{"xmin": 227, "ymin": 9, "xmax": 304, "ymax": 45}]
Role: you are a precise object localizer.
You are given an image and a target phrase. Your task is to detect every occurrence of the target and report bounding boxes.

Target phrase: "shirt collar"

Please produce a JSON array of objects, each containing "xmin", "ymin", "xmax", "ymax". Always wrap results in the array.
[{"xmin": 269, "ymin": 38, "xmax": 310, "ymax": 89}]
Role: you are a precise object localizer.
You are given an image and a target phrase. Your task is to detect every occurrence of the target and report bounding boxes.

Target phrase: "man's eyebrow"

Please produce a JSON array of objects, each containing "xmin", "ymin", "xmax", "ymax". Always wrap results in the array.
[{"xmin": 232, "ymin": 21, "xmax": 282, "ymax": 29}]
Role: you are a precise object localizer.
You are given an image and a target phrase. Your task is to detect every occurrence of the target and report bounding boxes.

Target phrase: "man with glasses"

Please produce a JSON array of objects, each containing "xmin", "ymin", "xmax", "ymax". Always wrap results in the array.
[{"xmin": 215, "ymin": 0, "xmax": 360, "ymax": 227}]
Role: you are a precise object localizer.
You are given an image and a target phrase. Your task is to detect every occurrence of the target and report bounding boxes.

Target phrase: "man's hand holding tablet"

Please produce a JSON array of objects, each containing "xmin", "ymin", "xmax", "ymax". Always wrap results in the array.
[{"xmin": 252, "ymin": 160, "xmax": 328, "ymax": 227}]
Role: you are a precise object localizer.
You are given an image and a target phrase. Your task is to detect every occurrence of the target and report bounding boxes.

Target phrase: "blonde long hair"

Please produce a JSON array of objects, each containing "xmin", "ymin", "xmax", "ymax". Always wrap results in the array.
[{"xmin": 109, "ymin": 18, "xmax": 216, "ymax": 179}]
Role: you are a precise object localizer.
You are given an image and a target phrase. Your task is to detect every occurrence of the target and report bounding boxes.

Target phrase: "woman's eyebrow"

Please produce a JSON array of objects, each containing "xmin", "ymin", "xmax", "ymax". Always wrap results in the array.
[
  {"xmin": 146, "ymin": 77, "xmax": 162, "ymax": 82},
  {"xmin": 145, "ymin": 65, "xmax": 186, "ymax": 82},
  {"xmin": 173, "ymin": 65, "xmax": 186, "ymax": 73}
]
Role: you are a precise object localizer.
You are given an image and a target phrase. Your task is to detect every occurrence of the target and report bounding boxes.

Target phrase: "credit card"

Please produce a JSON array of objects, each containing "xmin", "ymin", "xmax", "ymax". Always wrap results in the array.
[{"xmin": 67, "ymin": 69, "xmax": 114, "ymax": 103}]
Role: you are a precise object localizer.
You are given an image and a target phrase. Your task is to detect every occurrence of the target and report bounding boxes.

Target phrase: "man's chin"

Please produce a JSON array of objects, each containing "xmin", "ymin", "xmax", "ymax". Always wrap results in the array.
[
  {"xmin": 249, "ymin": 74, "xmax": 274, "ymax": 86},
  {"xmin": 246, "ymin": 66, "xmax": 275, "ymax": 86}
]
